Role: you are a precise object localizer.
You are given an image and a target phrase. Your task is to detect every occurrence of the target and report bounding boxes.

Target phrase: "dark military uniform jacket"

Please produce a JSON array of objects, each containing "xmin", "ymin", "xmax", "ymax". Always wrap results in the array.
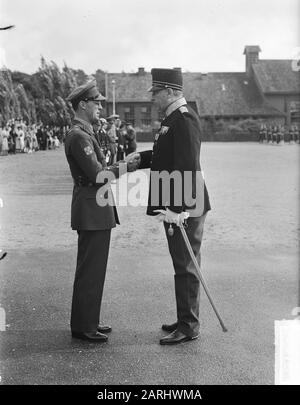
[
  {"xmin": 139, "ymin": 98, "xmax": 211, "ymax": 217},
  {"xmin": 65, "ymin": 118, "xmax": 120, "ymax": 230},
  {"xmin": 125, "ymin": 127, "xmax": 137, "ymax": 153}
]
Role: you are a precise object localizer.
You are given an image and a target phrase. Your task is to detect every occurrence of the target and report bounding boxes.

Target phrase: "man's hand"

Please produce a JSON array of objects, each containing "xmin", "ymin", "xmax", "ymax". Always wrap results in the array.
[
  {"xmin": 125, "ymin": 152, "xmax": 141, "ymax": 172},
  {"xmin": 125, "ymin": 152, "xmax": 140, "ymax": 161},
  {"xmin": 153, "ymin": 209, "xmax": 190, "ymax": 226}
]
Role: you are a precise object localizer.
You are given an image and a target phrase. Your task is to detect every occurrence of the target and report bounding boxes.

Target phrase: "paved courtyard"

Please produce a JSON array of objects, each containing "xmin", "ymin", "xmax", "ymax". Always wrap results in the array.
[{"xmin": 0, "ymin": 142, "xmax": 298, "ymax": 385}]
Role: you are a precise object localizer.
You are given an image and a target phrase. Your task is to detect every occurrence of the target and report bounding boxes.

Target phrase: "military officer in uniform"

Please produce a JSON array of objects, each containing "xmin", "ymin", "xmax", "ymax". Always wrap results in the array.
[
  {"xmin": 65, "ymin": 80, "xmax": 139, "ymax": 342},
  {"xmin": 135, "ymin": 68, "xmax": 211, "ymax": 345}
]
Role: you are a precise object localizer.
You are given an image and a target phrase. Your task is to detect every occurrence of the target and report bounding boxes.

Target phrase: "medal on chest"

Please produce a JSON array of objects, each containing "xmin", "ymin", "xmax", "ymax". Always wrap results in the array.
[{"xmin": 154, "ymin": 126, "xmax": 169, "ymax": 143}]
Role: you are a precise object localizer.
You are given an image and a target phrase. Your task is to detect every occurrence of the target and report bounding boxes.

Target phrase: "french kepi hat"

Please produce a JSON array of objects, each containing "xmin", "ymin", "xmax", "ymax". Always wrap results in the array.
[{"xmin": 148, "ymin": 68, "xmax": 183, "ymax": 92}]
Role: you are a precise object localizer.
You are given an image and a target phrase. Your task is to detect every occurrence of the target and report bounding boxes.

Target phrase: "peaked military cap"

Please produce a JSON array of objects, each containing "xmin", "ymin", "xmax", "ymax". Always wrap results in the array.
[
  {"xmin": 67, "ymin": 80, "xmax": 106, "ymax": 103},
  {"xmin": 148, "ymin": 68, "xmax": 183, "ymax": 92}
]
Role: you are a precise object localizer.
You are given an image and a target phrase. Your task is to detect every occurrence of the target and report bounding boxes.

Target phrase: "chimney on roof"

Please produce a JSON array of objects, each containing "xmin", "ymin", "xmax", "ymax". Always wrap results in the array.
[
  {"xmin": 138, "ymin": 67, "xmax": 145, "ymax": 75},
  {"xmin": 243, "ymin": 45, "xmax": 261, "ymax": 76}
]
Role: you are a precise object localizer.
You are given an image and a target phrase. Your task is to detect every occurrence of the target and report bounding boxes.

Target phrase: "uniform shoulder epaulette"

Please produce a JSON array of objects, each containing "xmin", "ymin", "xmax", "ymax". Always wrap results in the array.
[
  {"xmin": 69, "ymin": 125, "xmax": 89, "ymax": 138},
  {"xmin": 72, "ymin": 125, "xmax": 85, "ymax": 133},
  {"xmin": 179, "ymin": 106, "xmax": 188, "ymax": 114},
  {"xmin": 67, "ymin": 125, "xmax": 80, "ymax": 135}
]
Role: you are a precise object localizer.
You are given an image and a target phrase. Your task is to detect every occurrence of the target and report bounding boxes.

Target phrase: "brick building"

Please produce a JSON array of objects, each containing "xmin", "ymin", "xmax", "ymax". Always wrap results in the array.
[{"xmin": 104, "ymin": 46, "xmax": 299, "ymax": 136}]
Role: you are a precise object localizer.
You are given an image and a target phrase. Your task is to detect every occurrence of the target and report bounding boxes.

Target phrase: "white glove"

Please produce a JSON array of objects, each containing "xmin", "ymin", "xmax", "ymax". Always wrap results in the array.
[
  {"xmin": 178, "ymin": 211, "xmax": 190, "ymax": 224},
  {"xmin": 153, "ymin": 209, "xmax": 189, "ymax": 226}
]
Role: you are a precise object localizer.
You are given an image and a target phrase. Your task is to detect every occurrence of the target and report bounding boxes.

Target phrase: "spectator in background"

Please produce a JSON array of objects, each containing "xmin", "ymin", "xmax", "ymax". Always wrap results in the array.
[
  {"xmin": 9, "ymin": 124, "xmax": 17, "ymax": 154},
  {"xmin": 295, "ymin": 124, "xmax": 299, "ymax": 143},
  {"xmin": 259, "ymin": 123, "xmax": 266, "ymax": 143},
  {"xmin": 97, "ymin": 118, "xmax": 110, "ymax": 163},
  {"xmin": 38, "ymin": 124, "xmax": 48, "ymax": 150},
  {"xmin": 271, "ymin": 125, "xmax": 277, "ymax": 145},
  {"xmin": 36, "ymin": 124, "xmax": 43, "ymax": 149},
  {"xmin": 267, "ymin": 124, "xmax": 273, "ymax": 144},
  {"xmin": 277, "ymin": 125, "xmax": 284, "ymax": 145},
  {"xmin": 125, "ymin": 122, "xmax": 137, "ymax": 155},
  {"xmin": 24, "ymin": 127, "xmax": 32, "ymax": 153},
  {"xmin": 106, "ymin": 115, "xmax": 119, "ymax": 164},
  {"xmin": 117, "ymin": 121, "xmax": 126, "ymax": 161},
  {"xmin": 31, "ymin": 125, "xmax": 39, "ymax": 151},
  {"xmin": 1, "ymin": 125, "xmax": 9, "ymax": 155},
  {"xmin": 53, "ymin": 135, "xmax": 60, "ymax": 149},
  {"xmin": 46, "ymin": 126, "xmax": 54, "ymax": 150},
  {"xmin": 16, "ymin": 125, "xmax": 25, "ymax": 152}
]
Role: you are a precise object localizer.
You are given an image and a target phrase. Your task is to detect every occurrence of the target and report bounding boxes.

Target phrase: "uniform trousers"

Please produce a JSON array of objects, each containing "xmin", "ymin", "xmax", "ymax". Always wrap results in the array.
[
  {"xmin": 163, "ymin": 214, "xmax": 206, "ymax": 337},
  {"xmin": 71, "ymin": 229, "xmax": 111, "ymax": 333}
]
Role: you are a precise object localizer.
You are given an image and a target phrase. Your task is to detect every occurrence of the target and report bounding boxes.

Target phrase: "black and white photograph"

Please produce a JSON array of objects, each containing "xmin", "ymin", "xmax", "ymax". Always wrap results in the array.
[{"xmin": 0, "ymin": 0, "xmax": 299, "ymax": 393}]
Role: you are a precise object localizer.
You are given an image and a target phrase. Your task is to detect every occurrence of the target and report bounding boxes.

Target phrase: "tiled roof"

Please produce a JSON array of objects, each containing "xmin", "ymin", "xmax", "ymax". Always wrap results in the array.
[
  {"xmin": 252, "ymin": 60, "xmax": 300, "ymax": 93},
  {"xmin": 107, "ymin": 72, "xmax": 152, "ymax": 102},
  {"xmin": 106, "ymin": 70, "xmax": 286, "ymax": 117},
  {"xmin": 190, "ymin": 72, "xmax": 284, "ymax": 117}
]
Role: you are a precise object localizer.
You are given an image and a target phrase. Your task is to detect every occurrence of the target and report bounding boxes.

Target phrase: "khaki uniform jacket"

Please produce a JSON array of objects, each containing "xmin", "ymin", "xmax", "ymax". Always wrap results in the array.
[{"xmin": 65, "ymin": 118, "xmax": 120, "ymax": 230}]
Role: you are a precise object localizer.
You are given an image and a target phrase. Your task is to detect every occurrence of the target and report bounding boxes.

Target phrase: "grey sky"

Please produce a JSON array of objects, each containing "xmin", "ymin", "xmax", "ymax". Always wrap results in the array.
[{"xmin": 0, "ymin": 0, "xmax": 299, "ymax": 74}]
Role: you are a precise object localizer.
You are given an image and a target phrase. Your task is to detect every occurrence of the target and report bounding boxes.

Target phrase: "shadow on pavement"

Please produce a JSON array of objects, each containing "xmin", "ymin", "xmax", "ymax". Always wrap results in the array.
[
  {"xmin": 0, "ymin": 328, "xmax": 163, "ymax": 361},
  {"xmin": 0, "ymin": 329, "xmax": 112, "ymax": 360}
]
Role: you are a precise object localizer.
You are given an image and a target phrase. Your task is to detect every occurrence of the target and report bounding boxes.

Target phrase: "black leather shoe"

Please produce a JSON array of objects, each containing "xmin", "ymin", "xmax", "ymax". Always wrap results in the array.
[
  {"xmin": 97, "ymin": 324, "xmax": 112, "ymax": 333},
  {"xmin": 160, "ymin": 330, "xmax": 199, "ymax": 345},
  {"xmin": 161, "ymin": 322, "xmax": 178, "ymax": 333},
  {"xmin": 71, "ymin": 331, "xmax": 108, "ymax": 342}
]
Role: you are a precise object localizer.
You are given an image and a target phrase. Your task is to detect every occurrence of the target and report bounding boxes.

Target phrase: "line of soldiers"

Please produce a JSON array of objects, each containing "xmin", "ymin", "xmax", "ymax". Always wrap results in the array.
[
  {"xmin": 259, "ymin": 123, "xmax": 300, "ymax": 144},
  {"xmin": 93, "ymin": 114, "xmax": 137, "ymax": 165}
]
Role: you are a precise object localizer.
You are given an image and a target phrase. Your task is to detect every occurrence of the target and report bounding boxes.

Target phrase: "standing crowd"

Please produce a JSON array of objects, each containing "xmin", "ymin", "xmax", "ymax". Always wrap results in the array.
[
  {"xmin": 259, "ymin": 123, "xmax": 300, "ymax": 145},
  {"xmin": 94, "ymin": 114, "xmax": 137, "ymax": 165},
  {"xmin": 0, "ymin": 116, "xmax": 137, "ymax": 159},
  {"xmin": 0, "ymin": 119, "xmax": 67, "ymax": 155}
]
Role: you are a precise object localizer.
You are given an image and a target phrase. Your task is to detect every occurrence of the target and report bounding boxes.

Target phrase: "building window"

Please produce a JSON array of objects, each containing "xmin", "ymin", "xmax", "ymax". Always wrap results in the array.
[
  {"xmin": 124, "ymin": 106, "xmax": 135, "ymax": 126},
  {"xmin": 141, "ymin": 105, "xmax": 151, "ymax": 127}
]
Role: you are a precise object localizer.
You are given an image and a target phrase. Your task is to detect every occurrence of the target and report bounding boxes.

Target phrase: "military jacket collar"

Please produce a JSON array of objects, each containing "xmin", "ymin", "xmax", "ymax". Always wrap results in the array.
[
  {"xmin": 73, "ymin": 117, "xmax": 94, "ymax": 136},
  {"xmin": 165, "ymin": 97, "xmax": 187, "ymax": 117}
]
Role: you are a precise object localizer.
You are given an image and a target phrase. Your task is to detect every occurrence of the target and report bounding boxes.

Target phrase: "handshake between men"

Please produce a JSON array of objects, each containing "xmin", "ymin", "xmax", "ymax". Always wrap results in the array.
[
  {"xmin": 124, "ymin": 151, "xmax": 141, "ymax": 172},
  {"xmin": 124, "ymin": 151, "xmax": 190, "ymax": 226},
  {"xmin": 64, "ymin": 70, "xmax": 212, "ymax": 345}
]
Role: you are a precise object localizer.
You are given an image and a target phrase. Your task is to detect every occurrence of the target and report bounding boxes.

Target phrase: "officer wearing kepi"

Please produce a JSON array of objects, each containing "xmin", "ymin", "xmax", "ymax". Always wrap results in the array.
[
  {"xmin": 65, "ymin": 80, "xmax": 139, "ymax": 342},
  {"xmin": 136, "ymin": 68, "xmax": 211, "ymax": 345}
]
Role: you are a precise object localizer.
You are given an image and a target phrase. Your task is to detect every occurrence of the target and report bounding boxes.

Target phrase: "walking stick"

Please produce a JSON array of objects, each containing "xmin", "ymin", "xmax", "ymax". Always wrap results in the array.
[{"xmin": 179, "ymin": 223, "xmax": 228, "ymax": 332}]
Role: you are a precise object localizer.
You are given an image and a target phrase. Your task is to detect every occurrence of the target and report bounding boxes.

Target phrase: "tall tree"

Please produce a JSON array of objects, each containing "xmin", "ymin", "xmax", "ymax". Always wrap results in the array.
[{"xmin": 0, "ymin": 57, "xmax": 105, "ymax": 127}]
